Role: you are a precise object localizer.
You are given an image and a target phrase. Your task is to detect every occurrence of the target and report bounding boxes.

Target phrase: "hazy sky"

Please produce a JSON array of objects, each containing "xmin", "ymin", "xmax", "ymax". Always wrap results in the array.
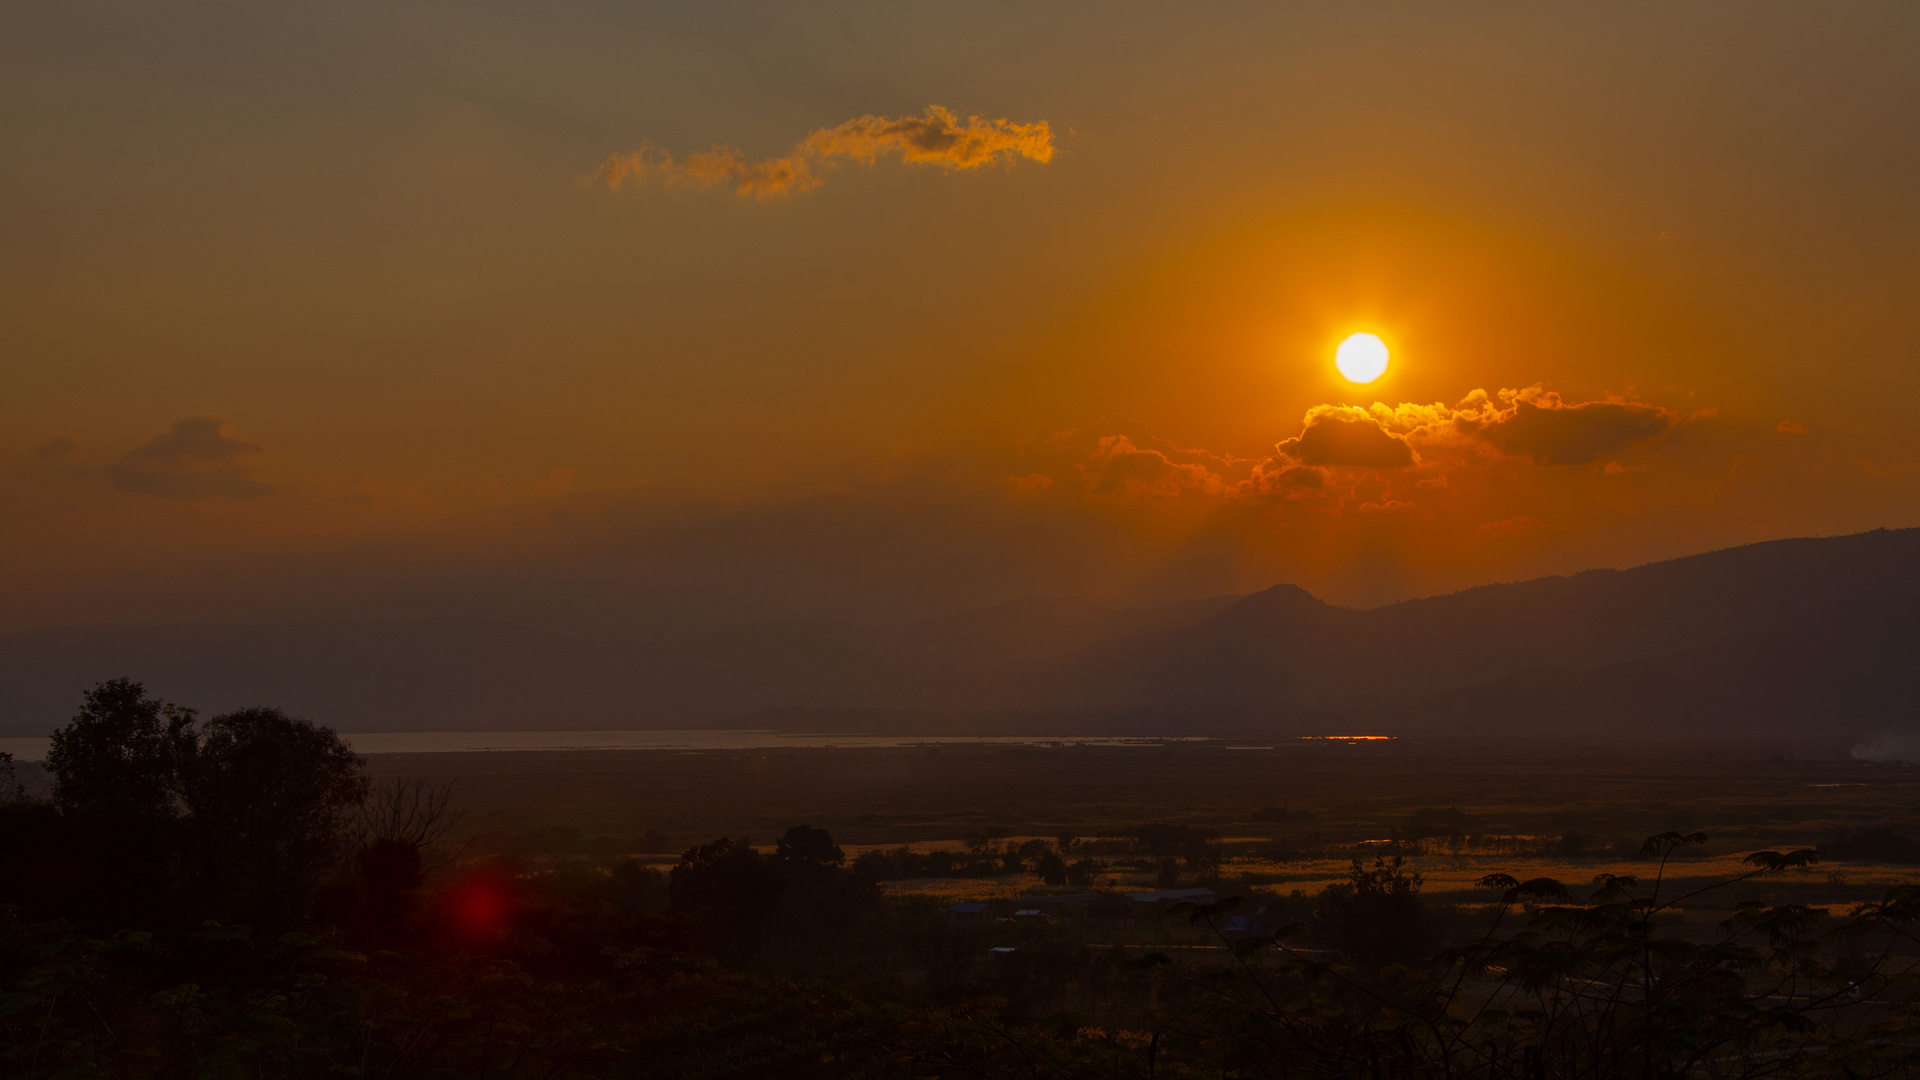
[{"xmin": 4, "ymin": 2, "xmax": 1918, "ymax": 634}]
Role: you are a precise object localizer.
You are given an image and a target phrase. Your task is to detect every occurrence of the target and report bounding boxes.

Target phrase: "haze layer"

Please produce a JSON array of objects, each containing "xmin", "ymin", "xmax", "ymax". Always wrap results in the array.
[{"xmin": 4, "ymin": 2, "xmax": 1918, "ymax": 637}]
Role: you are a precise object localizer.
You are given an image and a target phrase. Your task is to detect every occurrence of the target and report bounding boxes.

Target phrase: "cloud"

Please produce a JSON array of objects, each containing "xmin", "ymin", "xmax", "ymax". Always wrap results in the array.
[
  {"xmin": 596, "ymin": 105, "xmax": 1053, "ymax": 198},
  {"xmin": 1277, "ymin": 407, "xmax": 1415, "ymax": 468},
  {"xmin": 109, "ymin": 416, "xmax": 272, "ymax": 499},
  {"xmin": 1465, "ymin": 391, "xmax": 1673, "ymax": 465},
  {"xmin": 1852, "ymin": 731, "xmax": 1920, "ymax": 763},
  {"xmin": 1079, "ymin": 434, "xmax": 1230, "ymax": 498},
  {"xmin": 986, "ymin": 389, "xmax": 1682, "ymax": 517},
  {"xmin": 798, "ymin": 106, "xmax": 1054, "ymax": 169},
  {"xmin": 1002, "ymin": 472, "xmax": 1054, "ymax": 497},
  {"xmin": 1778, "ymin": 420, "xmax": 1809, "ymax": 435},
  {"xmin": 1009, "ymin": 415, "xmax": 1249, "ymax": 501},
  {"xmin": 1478, "ymin": 515, "xmax": 1541, "ymax": 535},
  {"xmin": 34, "ymin": 437, "xmax": 78, "ymax": 461},
  {"xmin": 595, "ymin": 144, "xmax": 820, "ymax": 198}
]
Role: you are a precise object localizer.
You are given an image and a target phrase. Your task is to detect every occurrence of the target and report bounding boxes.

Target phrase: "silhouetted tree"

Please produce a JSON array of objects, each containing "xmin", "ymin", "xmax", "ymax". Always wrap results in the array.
[
  {"xmin": 0, "ymin": 751, "xmax": 24, "ymax": 803},
  {"xmin": 174, "ymin": 707, "xmax": 368, "ymax": 930},
  {"xmin": 770, "ymin": 825, "xmax": 874, "ymax": 945},
  {"xmin": 771, "ymin": 824, "xmax": 843, "ymax": 871},
  {"xmin": 0, "ymin": 753, "xmax": 64, "ymax": 917},
  {"xmin": 670, "ymin": 837, "xmax": 784, "ymax": 957},
  {"xmin": 359, "ymin": 777, "xmax": 459, "ymax": 853},
  {"xmin": 40, "ymin": 681, "xmax": 370, "ymax": 933},
  {"xmin": 1310, "ymin": 855, "xmax": 1439, "ymax": 967},
  {"xmin": 1035, "ymin": 851, "xmax": 1068, "ymax": 885},
  {"xmin": 44, "ymin": 679, "xmax": 195, "ymax": 926}
]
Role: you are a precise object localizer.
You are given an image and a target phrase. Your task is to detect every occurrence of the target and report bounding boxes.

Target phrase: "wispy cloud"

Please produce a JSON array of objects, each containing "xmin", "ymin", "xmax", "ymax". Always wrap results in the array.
[
  {"xmin": 595, "ymin": 106, "xmax": 1053, "ymax": 198},
  {"xmin": 34, "ymin": 437, "xmax": 79, "ymax": 461},
  {"xmin": 109, "ymin": 416, "xmax": 271, "ymax": 499}
]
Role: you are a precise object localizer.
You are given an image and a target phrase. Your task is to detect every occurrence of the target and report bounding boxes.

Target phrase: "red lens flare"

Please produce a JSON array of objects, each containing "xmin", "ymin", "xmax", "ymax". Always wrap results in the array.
[{"xmin": 448, "ymin": 874, "xmax": 512, "ymax": 936}]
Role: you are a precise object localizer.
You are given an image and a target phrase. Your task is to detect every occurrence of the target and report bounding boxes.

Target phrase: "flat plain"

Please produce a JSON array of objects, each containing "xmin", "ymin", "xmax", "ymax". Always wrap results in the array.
[{"xmin": 367, "ymin": 736, "xmax": 1920, "ymax": 917}]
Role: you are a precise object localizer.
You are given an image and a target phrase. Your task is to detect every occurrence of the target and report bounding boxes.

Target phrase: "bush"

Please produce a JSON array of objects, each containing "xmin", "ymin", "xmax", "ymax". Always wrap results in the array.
[{"xmin": 1310, "ymin": 856, "xmax": 1440, "ymax": 967}]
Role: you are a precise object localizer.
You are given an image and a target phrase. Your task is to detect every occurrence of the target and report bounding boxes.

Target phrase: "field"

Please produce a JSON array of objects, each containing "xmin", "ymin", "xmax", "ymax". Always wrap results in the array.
[{"xmin": 367, "ymin": 736, "xmax": 1920, "ymax": 918}]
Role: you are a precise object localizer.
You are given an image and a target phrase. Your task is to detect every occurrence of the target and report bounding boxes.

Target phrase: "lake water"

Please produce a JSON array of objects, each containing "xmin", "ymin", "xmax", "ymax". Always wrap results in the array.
[{"xmin": 0, "ymin": 730, "xmax": 1204, "ymax": 762}]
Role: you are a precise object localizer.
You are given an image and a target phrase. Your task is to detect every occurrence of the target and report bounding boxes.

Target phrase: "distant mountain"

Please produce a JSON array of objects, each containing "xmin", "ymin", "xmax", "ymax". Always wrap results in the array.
[
  {"xmin": 1032, "ymin": 527, "xmax": 1920, "ymax": 721},
  {"xmin": 2, "ymin": 529, "xmax": 1914, "ymax": 740},
  {"xmin": 729, "ymin": 528, "xmax": 1920, "ymax": 739},
  {"xmin": 1372, "ymin": 588, "xmax": 1920, "ymax": 737}
]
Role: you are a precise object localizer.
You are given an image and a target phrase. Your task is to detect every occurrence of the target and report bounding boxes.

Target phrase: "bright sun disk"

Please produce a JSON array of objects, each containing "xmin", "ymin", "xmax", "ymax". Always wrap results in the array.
[{"xmin": 1335, "ymin": 332, "xmax": 1389, "ymax": 384}]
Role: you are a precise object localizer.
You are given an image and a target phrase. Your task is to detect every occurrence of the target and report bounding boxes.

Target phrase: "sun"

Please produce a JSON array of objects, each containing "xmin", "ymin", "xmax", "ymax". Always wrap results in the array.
[{"xmin": 1334, "ymin": 332, "xmax": 1389, "ymax": 384}]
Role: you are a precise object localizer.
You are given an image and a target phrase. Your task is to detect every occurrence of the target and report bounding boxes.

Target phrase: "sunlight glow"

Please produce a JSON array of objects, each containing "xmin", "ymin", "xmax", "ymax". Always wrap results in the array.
[{"xmin": 1334, "ymin": 332, "xmax": 1390, "ymax": 384}]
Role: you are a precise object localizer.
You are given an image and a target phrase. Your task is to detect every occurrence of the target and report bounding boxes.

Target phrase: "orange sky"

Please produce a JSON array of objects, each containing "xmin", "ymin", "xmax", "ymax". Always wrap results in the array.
[{"xmin": 3, "ymin": 3, "xmax": 1918, "ymax": 634}]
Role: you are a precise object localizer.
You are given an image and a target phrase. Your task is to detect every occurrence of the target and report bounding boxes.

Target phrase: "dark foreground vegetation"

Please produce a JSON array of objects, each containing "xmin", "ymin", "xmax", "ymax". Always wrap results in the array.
[{"xmin": 7, "ymin": 683, "xmax": 1920, "ymax": 1077}]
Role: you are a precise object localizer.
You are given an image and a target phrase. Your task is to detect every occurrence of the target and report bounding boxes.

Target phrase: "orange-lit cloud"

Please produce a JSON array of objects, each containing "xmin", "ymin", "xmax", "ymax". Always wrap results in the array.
[
  {"xmin": 1251, "ymin": 387, "xmax": 1677, "ymax": 471},
  {"xmin": 984, "ymin": 386, "xmax": 1685, "ymax": 520},
  {"xmin": 595, "ymin": 106, "xmax": 1053, "ymax": 198},
  {"xmin": 594, "ymin": 143, "xmax": 820, "ymax": 198},
  {"xmin": 1278, "ymin": 407, "xmax": 1415, "ymax": 468},
  {"xmin": 797, "ymin": 106, "xmax": 1054, "ymax": 169},
  {"xmin": 1014, "ymin": 416, "xmax": 1249, "ymax": 501},
  {"xmin": 108, "ymin": 416, "xmax": 271, "ymax": 499},
  {"xmin": 1479, "ymin": 515, "xmax": 1541, "ymax": 535},
  {"xmin": 1467, "ymin": 392, "xmax": 1674, "ymax": 465},
  {"xmin": 6, "ymin": 387, "xmax": 1917, "ymax": 638},
  {"xmin": 969, "ymin": 389, "xmax": 1682, "ymax": 521}
]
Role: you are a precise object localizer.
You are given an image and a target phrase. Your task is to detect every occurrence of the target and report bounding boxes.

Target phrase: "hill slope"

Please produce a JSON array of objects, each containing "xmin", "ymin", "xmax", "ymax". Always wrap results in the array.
[{"xmin": 2, "ymin": 529, "xmax": 1913, "ymax": 739}]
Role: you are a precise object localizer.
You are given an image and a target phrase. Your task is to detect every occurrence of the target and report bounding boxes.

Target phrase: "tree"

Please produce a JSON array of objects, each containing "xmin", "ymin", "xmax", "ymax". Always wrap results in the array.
[
  {"xmin": 0, "ymin": 751, "xmax": 25, "ymax": 803},
  {"xmin": 0, "ymin": 752, "xmax": 65, "ymax": 917},
  {"xmin": 771, "ymin": 824, "xmax": 843, "ymax": 871},
  {"xmin": 173, "ymin": 707, "xmax": 369, "ymax": 930},
  {"xmin": 44, "ymin": 679, "xmax": 195, "ymax": 927},
  {"xmin": 341, "ymin": 777, "xmax": 460, "ymax": 942},
  {"xmin": 1310, "ymin": 855, "xmax": 1439, "ymax": 967},
  {"xmin": 1036, "ymin": 851, "xmax": 1068, "ymax": 886},
  {"xmin": 670, "ymin": 837, "xmax": 784, "ymax": 956},
  {"xmin": 42, "ymin": 681, "xmax": 371, "ymax": 933},
  {"xmin": 46, "ymin": 679, "xmax": 191, "ymax": 824}
]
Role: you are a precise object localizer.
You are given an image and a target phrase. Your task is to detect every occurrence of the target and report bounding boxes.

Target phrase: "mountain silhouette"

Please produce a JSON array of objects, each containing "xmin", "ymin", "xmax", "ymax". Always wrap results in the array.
[
  {"xmin": 1031, "ymin": 527, "xmax": 1920, "ymax": 723},
  {"xmin": 1, "ymin": 528, "xmax": 1914, "ymax": 740}
]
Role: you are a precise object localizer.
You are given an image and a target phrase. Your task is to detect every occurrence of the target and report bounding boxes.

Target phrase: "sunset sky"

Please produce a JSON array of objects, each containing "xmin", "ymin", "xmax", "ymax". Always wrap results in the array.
[{"xmin": 4, "ymin": 2, "xmax": 1918, "ymax": 637}]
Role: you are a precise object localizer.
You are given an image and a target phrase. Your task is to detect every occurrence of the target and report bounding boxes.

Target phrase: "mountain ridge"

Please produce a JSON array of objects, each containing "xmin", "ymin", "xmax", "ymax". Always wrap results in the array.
[{"xmin": 2, "ymin": 528, "xmax": 1914, "ymax": 740}]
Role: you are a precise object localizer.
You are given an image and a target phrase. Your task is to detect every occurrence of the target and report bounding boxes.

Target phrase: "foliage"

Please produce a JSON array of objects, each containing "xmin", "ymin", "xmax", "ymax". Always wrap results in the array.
[
  {"xmin": 16, "ymin": 679, "xmax": 1920, "ymax": 1078},
  {"xmin": 1149, "ymin": 832, "xmax": 1920, "ymax": 1079},
  {"xmin": 0, "ymin": 752, "xmax": 24, "ymax": 804},
  {"xmin": 29, "ymin": 682, "xmax": 369, "ymax": 935},
  {"xmin": 1310, "ymin": 855, "xmax": 1441, "ymax": 967},
  {"xmin": 773, "ymin": 823, "xmax": 844, "ymax": 870},
  {"xmin": 41, "ymin": 679, "xmax": 195, "ymax": 927},
  {"xmin": 669, "ymin": 837, "xmax": 786, "ymax": 957},
  {"xmin": 174, "ymin": 707, "xmax": 370, "ymax": 931}
]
